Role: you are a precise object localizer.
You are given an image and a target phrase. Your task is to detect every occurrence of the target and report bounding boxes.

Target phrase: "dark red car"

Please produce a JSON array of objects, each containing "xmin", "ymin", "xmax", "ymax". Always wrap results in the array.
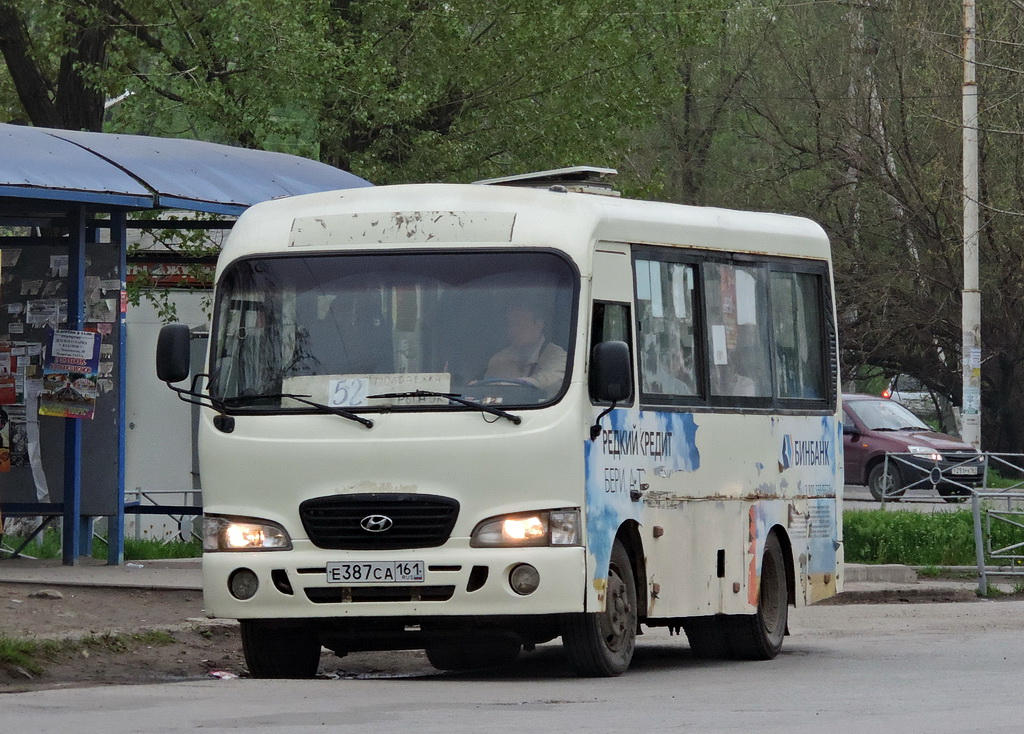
[{"xmin": 842, "ymin": 393, "xmax": 984, "ymax": 502}]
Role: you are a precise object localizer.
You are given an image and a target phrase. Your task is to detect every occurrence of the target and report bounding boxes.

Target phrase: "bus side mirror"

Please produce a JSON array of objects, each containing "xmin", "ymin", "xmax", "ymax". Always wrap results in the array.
[
  {"xmin": 156, "ymin": 324, "xmax": 192, "ymax": 384},
  {"xmin": 591, "ymin": 340, "xmax": 632, "ymax": 403}
]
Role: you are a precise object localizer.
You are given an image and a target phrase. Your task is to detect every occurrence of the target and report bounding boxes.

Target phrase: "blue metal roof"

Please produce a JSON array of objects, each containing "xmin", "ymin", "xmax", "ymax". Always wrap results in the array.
[{"xmin": 0, "ymin": 123, "xmax": 371, "ymax": 215}]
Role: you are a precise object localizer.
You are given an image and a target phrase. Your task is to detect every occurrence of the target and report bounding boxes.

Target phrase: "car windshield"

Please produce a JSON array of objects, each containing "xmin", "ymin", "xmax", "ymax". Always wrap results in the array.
[
  {"xmin": 208, "ymin": 250, "xmax": 577, "ymax": 411},
  {"xmin": 847, "ymin": 398, "xmax": 929, "ymax": 431}
]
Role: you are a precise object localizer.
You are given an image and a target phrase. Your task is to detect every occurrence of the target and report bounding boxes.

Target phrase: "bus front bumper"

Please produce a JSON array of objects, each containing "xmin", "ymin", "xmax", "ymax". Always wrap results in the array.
[{"xmin": 202, "ymin": 545, "xmax": 589, "ymax": 621}]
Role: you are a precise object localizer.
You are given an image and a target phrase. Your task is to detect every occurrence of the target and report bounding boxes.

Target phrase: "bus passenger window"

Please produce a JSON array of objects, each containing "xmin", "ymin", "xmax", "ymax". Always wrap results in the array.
[
  {"xmin": 634, "ymin": 259, "xmax": 698, "ymax": 398},
  {"xmin": 705, "ymin": 263, "xmax": 772, "ymax": 399},
  {"xmin": 771, "ymin": 271, "xmax": 825, "ymax": 399}
]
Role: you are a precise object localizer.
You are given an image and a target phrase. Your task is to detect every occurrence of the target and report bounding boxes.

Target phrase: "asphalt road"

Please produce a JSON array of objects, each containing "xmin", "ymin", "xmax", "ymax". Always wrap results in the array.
[
  {"xmin": 5, "ymin": 599, "xmax": 1022, "ymax": 733},
  {"xmin": 843, "ymin": 483, "xmax": 969, "ymax": 510}
]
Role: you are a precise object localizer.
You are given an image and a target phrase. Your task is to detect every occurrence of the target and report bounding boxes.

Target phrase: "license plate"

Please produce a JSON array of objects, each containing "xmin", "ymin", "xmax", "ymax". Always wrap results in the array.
[
  {"xmin": 326, "ymin": 561, "xmax": 424, "ymax": 584},
  {"xmin": 950, "ymin": 466, "xmax": 979, "ymax": 476}
]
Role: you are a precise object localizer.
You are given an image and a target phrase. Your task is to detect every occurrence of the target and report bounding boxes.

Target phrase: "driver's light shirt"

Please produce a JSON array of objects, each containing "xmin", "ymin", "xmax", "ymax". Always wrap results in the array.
[{"xmin": 484, "ymin": 339, "xmax": 567, "ymax": 392}]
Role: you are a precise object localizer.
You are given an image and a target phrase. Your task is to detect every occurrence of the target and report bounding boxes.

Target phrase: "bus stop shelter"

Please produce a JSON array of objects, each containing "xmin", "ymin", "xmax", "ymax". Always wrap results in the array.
[{"xmin": 0, "ymin": 123, "xmax": 370, "ymax": 565}]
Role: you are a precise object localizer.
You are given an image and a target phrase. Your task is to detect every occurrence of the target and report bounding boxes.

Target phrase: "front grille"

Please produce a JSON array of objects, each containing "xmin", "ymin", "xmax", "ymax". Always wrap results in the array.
[
  {"xmin": 299, "ymin": 493, "xmax": 459, "ymax": 550},
  {"xmin": 305, "ymin": 586, "xmax": 456, "ymax": 603},
  {"xmin": 943, "ymin": 452, "xmax": 983, "ymax": 464}
]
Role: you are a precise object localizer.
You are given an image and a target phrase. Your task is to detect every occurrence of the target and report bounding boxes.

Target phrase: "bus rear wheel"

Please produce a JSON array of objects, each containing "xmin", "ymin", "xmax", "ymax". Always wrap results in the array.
[
  {"xmin": 729, "ymin": 532, "xmax": 788, "ymax": 660},
  {"xmin": 425, "ymin": 640, "xmax": 521, "ymax": 671},
  {"xmin": 240, "ymin": 620, "xmax": 321, "ymax": 679},
  {"xmin": 683, "ymin": 617, "xmax": 731, "ymax": 659},
  {"xmin": 562, "ymin": 539, "xmax": 637, "ymax": 677}
]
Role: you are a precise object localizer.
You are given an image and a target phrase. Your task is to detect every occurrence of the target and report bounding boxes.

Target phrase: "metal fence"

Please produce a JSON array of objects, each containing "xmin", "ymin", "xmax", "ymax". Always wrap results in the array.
[
  {"xmin": 972, "ymin": 489, "xmax": 1024, "ymax": 594},
  {"xmin": 874, "ymin": 452, "xmax": 1024, "ymax": 593},
  {"xmin": 124, "ymin": 488, "xmax": 202, "ymax": 543}
]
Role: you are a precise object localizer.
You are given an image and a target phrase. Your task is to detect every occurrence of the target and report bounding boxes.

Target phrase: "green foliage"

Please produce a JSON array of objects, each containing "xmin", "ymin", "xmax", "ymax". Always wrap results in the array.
[
  {"xmin": 2, "ymin": 0, "xmax": 723, "ymax": 187},
  {"xmin": 125, "ymin": 211, "xmax": 225, "ymax": 323},
  {"xmin": 0, "ymin": 635, "xmax": 45, "ymax": 674},
  {"xmin": 843, "ymin": 509, "xmax": 1017, "ymax": 567},
  {"xmin": 8, "ymin": 529, "xmax": 201, "ymax": 561},
  {"xmin": 0, "ymin": 630, "xmax": 175, "ymax": 676}
]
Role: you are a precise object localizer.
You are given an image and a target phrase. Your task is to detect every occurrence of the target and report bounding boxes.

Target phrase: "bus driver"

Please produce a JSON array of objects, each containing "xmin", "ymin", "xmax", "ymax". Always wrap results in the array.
[{"xmin": 482, "ymin": 304, "xmax": 567, "ymax": 394}]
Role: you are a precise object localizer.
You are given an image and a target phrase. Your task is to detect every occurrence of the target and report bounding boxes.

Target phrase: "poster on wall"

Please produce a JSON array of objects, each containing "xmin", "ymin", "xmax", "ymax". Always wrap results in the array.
[
  {"xmin": 0, "ymin": 405, "xmax": 10, "ymax": 472},
  {"xmin": 0, "ymin": 342, "xmax": 15, "ymax": 404},
  {"xmin": 38, "ymin": 329, "xmax": 101, "ymax": 419}
]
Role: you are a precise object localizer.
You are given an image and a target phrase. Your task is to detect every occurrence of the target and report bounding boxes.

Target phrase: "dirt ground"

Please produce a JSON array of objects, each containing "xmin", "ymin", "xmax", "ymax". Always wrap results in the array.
[
  {"xmin": 0, "ymin": 578, "xmax": 1003, "ymax": 693},
  {"xmin": 0, "ymin": 582, "xmax": 245, "ymax": 692},
  {"xmin": 0, "ymin": 581, "xmax": 439, "ymax": 693}
]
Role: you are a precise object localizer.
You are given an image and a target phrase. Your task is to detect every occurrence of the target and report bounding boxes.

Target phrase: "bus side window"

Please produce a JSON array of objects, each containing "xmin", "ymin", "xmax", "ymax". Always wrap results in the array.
[
  {"xmin": 589, "ymin": 302, "xmax": 633, "ymax": 402},
  {"xmin": 634, "ymin": 259, "xmax": 699, "ymax": 399},
  {"xmin": 704, "ymin": 262, "xmax": 773, "ymax": 399},
  {"xmin": 770, "ymin": 271, "xmax": 825, "ymax": 400}
]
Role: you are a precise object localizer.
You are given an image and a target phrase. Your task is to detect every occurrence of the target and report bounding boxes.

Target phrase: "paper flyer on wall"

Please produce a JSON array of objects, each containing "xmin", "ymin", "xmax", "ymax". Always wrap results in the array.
[
  {"xmin": 39, "ymin": 329, "xmax": 102, "ymax": 419},
  {"xmin": 0, "ymin": 405, "xmax": 9, "ymax": 472},
  {"xmin": 0, "ymin": 342, "xmax": 15, "ymax": 404}
]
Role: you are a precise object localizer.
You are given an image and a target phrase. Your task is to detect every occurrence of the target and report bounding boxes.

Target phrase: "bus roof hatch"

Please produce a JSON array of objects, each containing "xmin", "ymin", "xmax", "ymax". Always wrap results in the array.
[{"xmin": 473, "ymin": 166, "xmax": 619, "ymax": 196}]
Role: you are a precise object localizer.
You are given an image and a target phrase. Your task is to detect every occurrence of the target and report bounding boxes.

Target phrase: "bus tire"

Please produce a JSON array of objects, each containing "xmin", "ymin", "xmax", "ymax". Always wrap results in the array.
[
  {"xmin": 425, "ymin": 640, "xmax": 521, "ymax": 671},
  {"xmin": 241, "ymin": 620, "xmax": 321, "ymax": 679},
  {"xmin": 683, "ymin": 617, "xmax": 731, "ymax": 659},
  {"xmin": 562, "ymin": 539, "xmax": 637, "ymax": 677},
  {"xmin": 728, "ymin": 532, "xmax": 788, "ymax": 660}
]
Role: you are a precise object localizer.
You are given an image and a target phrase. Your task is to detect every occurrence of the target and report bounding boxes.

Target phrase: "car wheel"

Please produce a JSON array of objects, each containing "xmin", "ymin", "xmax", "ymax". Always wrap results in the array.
[
  {"xmin": 937, "ymin": 485, "xmax": 972, "ymax": 503},
  {"xmin": 867, "ymin": 462, "xmax": 905, "ymax": 501}
]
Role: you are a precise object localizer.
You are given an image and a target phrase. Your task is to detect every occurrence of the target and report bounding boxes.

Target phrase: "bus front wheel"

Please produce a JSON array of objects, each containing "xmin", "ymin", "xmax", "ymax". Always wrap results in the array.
[
  {"xmin": 240, "ymin": 620, "xmax": 321, "ymax": 679},
  {"xmin": 562, "ymin": 539, "xmax": 637, "ymax": 677}
]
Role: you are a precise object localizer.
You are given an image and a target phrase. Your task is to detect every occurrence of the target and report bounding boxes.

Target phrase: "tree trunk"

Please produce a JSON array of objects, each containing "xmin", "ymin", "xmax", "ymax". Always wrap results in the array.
[{"xmin": 0, "ymin": 1, "xmax": 110, "ymax": 131}]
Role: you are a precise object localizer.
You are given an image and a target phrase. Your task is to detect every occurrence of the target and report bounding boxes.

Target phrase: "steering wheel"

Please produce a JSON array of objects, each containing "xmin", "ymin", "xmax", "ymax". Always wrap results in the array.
[{"xmin": 473, "ymin": 377, "xmax": 539, "ymax": 389}]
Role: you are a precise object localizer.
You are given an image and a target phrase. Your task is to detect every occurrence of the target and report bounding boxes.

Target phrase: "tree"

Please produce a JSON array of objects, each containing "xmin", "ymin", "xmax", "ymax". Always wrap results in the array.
[
  {"xmin": 0, "ymin": 0, "xmax": 113, "ymax": 130},
  {"xmin": 642, "ymin": 0, "xmax": 1024, "ymax": 451},
  {"xmin": 0, "ymin": 0, "xmax": 720, "ymax": 187}
]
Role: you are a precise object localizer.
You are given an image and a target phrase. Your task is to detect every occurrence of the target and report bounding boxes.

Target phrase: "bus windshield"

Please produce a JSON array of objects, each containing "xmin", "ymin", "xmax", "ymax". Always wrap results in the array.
[{"xmin": 208, "ymin": 250, "xmax": 577, "ymax": 411}]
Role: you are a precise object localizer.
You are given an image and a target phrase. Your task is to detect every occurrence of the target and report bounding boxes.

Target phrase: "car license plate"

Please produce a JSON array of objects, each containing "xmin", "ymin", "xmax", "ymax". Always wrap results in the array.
[
  {"xmin": 325, "ymin": 561, "xmax": 424, "ymax": 584},
  {"xmin": 950, "ymin": 466, "xmax": 979, "ymax": 476}
]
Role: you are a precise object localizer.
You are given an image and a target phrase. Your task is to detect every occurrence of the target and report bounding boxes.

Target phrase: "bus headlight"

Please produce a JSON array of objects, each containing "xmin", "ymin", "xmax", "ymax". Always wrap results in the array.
[
  {"xmin": 203, "ymin": 515, "xmax": 292, "ymax": 551},
  {"xmin": 470, "ymin": 509, "xmax": 580, "ymax": 548}
]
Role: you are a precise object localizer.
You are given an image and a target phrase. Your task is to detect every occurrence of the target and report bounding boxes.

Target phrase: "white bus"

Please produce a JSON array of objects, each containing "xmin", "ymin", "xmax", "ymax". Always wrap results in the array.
[{"xmin": 158, "ymin": 168, "xmax": 843, "ymax": 678}]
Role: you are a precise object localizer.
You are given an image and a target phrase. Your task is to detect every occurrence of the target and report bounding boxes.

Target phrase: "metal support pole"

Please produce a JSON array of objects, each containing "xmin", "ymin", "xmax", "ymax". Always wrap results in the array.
[
  {"xmin": 962, "ymin": 0, "xmax": 982, "ymax": 448},
  {"xmin": 61, "ymin": 206, "xmax": 87, "ymax": 565},
  {"xmin": 107, "ymin": 211, "xmax": 128, "ymax": 565},
  {"xmin": 972, "ymin": 491, "xmax": 986, "ymax": 595}
]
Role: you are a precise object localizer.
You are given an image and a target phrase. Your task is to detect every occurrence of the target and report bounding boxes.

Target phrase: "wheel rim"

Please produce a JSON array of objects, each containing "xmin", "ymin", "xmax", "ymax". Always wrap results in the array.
[
  {"xmin": 877, "ymin": 469, "xmax": 895, "ymax": 493},
  {"xmin": 599, "ymin": 562, "xmax": 633, "ymax": 653}
]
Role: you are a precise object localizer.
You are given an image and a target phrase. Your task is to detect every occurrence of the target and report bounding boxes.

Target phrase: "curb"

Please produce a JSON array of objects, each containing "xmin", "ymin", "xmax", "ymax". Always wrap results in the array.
[{"xmin": 844, "ymin": 563, "xmax": 917, "ymax": 584}]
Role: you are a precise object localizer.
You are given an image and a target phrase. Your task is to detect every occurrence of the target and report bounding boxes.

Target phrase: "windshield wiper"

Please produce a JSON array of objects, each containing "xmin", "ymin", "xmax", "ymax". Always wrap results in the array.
[
  {"xmin": 368, "ymin": 390, "xmax": 522, "ymax": 425},
  {"xmin": 223, "ymin": 393, "xmax": 373, "ymax": 428}
]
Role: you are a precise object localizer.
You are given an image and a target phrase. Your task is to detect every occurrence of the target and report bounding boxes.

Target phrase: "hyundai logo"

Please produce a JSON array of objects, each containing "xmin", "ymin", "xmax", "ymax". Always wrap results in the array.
[{"xmin": 360, "ymin": 514, "xmax": 394, "ymax": 533}]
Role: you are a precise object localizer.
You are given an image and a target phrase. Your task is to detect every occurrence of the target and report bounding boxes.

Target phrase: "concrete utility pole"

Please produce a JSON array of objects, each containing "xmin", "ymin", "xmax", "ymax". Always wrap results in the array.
[{"xmin": 962, "ymin": 0, "xmax": 982, "ymax": 448}]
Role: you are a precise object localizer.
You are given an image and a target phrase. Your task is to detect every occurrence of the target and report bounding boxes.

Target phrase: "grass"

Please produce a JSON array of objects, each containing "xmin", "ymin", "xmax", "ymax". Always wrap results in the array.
[
  {"xmin": 843, "ymin": 508, "xmax": 1023, "ymax": 566},
  {"xmin": 4, "ymin": 530, "xmax": 201, "ymax": 561},
  {"xmin": 5, "ymin": 509, "xmax": 1022, "ymax": 569},
  {"xmin": 0, "ymin": 631, "xmax": 175, "ymax": 677}
]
